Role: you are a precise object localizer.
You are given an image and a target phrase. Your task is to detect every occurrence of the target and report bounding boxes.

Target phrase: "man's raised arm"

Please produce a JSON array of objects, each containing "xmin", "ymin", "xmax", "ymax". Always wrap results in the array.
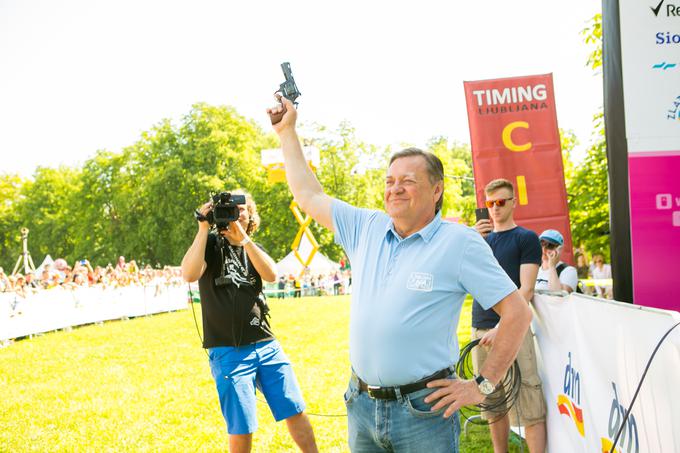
[{"xmin": 267, "ymin": 97, "xmax": 335, "ymax": 231}]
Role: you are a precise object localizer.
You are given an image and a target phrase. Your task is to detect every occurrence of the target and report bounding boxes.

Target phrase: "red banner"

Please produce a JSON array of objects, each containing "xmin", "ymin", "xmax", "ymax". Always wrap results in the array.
[{"xmin": 464, "ymin": 74, "xmax": 574, "ymax": 264}]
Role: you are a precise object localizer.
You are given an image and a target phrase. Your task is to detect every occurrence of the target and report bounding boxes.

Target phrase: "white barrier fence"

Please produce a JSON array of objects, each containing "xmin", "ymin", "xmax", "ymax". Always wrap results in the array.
[
  {"xmin": 0, "ymin": 284, "xmax": 188, "ymax": 342},
  {"xmin": 532, "ymin": 293, "xmax": 680, "ymax": 453}
]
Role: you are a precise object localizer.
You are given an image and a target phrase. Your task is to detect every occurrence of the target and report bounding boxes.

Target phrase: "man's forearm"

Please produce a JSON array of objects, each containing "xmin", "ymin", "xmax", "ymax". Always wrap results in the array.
[
  {"xmin": 547, "ymin": 267, "xmax": 561, "ymax": 291},
  {"xmin": 244, "ymin": 241, "xmax": 277, "ymax": 283},
  {"xmin": 480, "ymin": 295, "xmax": 532, "ymax": 384},
  {"xmin": 181, "ymin": 226, "xmax": 209, "ymax": 282},
  {"xmin": 279, "ymin": 130, "xmax": 325, "ymax": 211}
]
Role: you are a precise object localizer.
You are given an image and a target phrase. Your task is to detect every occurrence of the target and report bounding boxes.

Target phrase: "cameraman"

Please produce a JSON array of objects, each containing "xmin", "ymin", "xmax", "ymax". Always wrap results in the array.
[{"xmin": 181, "ymin": 190, "xmax": 317, "ymax": 453}]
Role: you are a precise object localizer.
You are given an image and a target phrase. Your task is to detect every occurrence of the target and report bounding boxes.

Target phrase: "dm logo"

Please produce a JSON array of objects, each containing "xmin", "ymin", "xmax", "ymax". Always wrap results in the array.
[
  {"xmin": 556, "ymin": 352, "xmax": 584, "ymax": 437},
  {"xmin": 600, "ymin": 382, "xmax": 640, "ymax": 453}
]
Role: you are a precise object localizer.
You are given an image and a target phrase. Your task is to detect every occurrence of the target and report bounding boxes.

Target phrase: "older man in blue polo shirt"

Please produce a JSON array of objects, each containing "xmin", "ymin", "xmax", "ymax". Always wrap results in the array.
[{"xmin": 268, "ymin": 98, "xmax": 532, "ymax": 452}]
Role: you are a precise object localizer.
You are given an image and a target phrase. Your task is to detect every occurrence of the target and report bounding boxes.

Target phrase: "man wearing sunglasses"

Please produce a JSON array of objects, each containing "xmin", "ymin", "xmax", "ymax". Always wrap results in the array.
[
  {"xmin": 473, "ymin": 178, "xmax": 546, "ymax": 453},
  {"xmin": 535, "ymin": 229, "xmax": 578, "ymax": 293}
]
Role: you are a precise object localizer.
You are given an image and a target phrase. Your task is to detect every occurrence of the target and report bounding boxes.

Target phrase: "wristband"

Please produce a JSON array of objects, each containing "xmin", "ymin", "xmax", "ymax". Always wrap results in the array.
[
  {"xmin": 194, "ymin": 210, "xmax": 208, "ymax": 222},
  {"xmin": 238, "ymin": 237, "xmax": 251, "ymax": 247}
]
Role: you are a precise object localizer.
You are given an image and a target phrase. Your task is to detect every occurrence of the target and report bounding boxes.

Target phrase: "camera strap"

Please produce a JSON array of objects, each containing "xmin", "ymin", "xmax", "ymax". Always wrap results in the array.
[{"xmin": 226, "ymin": 244, "xmax": 249, "ymax": 277}]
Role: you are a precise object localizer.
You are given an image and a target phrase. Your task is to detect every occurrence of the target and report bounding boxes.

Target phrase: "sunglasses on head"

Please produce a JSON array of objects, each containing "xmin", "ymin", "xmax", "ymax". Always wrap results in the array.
[
  {"xmin": 484, "ymin": 198, "xmax": 514, "ymax": 208},
  {"xmin": 541, "ymin": 241, "xmax": 559, "ymax": 250}
]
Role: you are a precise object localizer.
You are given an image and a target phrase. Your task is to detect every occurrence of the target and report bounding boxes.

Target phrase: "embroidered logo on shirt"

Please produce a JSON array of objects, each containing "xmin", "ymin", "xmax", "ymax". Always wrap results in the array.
[{"xmin": 406, "ymin": 272, "xmax": 434, "ymax": 292}]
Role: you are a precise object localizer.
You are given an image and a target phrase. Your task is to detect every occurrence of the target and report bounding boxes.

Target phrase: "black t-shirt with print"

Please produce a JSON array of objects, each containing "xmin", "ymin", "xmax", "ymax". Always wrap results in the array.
[
  {"xmin": 472, "ymin": 226, "xmax": 541, "ymax": 329},
  {"xmin": 198, "ymin": 232, "xmax": 274, "ymax": 348}
]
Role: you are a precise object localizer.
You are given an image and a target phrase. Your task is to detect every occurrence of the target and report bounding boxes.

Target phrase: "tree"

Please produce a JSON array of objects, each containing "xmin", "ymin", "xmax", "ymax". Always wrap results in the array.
[
  {"xmin": 297, "ymin": 122, "xmax": 388, "ymax": 261},
  {"xmin": 13, "ymin": 166, "xmax": 82, "ymax": 266},
  {"xmin": 426, "ymin": 137, "xmax": 476, "ymax": 224},
  {"xmin": 567, "ymin": 13, "xmax": 610, "ymax": 259},
  {"xmin": 0, "ymin": 173, "xmax": 25, "ymax": 270},
  {"xmin": 115, "ymin": 103, "xmax": 276, "ymax": 265}
]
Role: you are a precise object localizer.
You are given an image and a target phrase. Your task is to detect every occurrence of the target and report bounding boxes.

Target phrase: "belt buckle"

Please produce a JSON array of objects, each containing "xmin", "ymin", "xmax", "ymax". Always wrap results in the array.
[{"xmin": 367, "ymin": 385, "xmax": 381, "ymax": 399}]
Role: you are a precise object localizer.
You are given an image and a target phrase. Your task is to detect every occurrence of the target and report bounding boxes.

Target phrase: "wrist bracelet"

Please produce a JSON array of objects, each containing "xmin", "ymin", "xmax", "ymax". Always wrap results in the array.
[
  {"xmin": 238, "ymin": 237, "xmax": 251, "ymax": 247},
  {"xmin": 194, "ymin": 210, "xmax": 208, "ymax": 222}
]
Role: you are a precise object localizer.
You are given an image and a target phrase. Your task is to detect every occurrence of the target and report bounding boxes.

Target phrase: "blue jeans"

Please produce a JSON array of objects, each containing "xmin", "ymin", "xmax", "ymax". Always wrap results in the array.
[{"xmin": 345, "ymin": 374, "xmax": 460, "ymax": 452}]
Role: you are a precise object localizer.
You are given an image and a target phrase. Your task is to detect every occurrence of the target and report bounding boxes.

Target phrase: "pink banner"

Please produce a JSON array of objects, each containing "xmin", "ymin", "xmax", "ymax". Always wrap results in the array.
[{"xmin": 628, "ymin": 152, "xmax": 680, "ymax": 311}]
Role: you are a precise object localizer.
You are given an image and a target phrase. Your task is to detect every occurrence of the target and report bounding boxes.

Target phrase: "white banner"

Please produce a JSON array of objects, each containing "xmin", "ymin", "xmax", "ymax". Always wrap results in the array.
[
  {"xmin": 532, "ymin": 293, "xmax": 680, "ymax": 453},
  {"xmin": 0, "ymin": 283, "xmax": 188, "ymax": 341},
  {"xmin": 620, "ymin": 0, "xmax": 680, "ymax": 153}
]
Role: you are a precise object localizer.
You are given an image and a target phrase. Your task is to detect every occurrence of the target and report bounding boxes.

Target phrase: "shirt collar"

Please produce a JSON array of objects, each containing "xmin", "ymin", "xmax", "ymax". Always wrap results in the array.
[{"xmin": 385, "ymin": 212, "xmax": 442, "ymax": 243}]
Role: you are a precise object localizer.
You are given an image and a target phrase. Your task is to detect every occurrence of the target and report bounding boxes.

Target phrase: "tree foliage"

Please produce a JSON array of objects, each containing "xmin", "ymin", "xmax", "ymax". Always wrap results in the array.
[
  {"xmin": 427, "ymin": 137, "xmax": 476, "ymax": 224},
  {"xmin": 567, "ymin": 12, "xmax": 611, "ymax": 259},
  {"xmin": 0, "ymin": 20, "xmax": 612, "ymax": 270},
  {"xmin": 567, "ymin": 117, "xmax": 610, "ymax": 257}
]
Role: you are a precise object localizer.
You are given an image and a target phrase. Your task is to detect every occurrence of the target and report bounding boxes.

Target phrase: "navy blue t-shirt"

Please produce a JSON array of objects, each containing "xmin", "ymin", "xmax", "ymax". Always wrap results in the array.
[{"xmin": 472, "ymin": 226, "xmax": 541, "ymax": 329}]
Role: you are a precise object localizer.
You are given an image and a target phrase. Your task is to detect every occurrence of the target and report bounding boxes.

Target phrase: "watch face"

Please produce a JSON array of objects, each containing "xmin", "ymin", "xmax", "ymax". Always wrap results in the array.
[{"xmin": 480, "ymin": 380, "xmax": 495, "ymax": 395}]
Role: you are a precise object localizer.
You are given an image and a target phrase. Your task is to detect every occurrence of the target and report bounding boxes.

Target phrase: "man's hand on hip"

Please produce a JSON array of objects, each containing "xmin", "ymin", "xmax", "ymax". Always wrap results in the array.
[{"xmin": 424, "ymin": 378, "xmax": 485, "ymax": 418}]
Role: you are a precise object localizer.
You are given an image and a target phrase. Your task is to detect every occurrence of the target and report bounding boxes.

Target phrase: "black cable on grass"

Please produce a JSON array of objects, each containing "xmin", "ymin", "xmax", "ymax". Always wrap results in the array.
[
  {"xmin": 187, "ymin": 283, "xmax": 209, "ymax": 359},
  {"xmin": 455, "ymin": 339, "xmax": 522, "ymax": 425}
]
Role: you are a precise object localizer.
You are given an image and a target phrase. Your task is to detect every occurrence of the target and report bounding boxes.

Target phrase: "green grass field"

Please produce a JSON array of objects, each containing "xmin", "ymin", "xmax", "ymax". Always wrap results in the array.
[{"xmin": 0, "ymin": 295, "xmax": 527, "ymax": 452}]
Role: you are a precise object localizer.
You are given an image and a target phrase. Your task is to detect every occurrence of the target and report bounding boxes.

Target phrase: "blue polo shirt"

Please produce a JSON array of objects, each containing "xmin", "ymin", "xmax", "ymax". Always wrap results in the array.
[{"xmin": 332, "ymin": 200, "xmax": 517, "ymax": 386}]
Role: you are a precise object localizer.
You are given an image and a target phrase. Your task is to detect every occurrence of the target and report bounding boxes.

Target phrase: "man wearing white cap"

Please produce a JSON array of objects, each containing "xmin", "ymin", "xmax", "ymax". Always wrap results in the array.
[{"xmin": 535, "ymin": 229, "xmax": 578, "ymax": 293}]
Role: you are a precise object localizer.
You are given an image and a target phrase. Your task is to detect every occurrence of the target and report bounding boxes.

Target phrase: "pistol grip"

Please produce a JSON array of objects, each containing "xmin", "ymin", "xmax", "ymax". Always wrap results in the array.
[
  {"xmin": 269, "ymin": 93, "xmax": 287, "ymax": 125},
  {"xmin": 269, "ymin": 104, "xmax": 286, "ymax": 125}
]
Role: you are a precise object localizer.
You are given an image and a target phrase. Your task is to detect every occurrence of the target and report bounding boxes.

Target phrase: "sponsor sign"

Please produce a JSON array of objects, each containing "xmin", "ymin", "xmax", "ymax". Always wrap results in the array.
[
  {"xmin": 464, "ymin": 74, "xmax": 573, "ymax": 263},
  {"xmin": 620, "ymin": 0, "xmax": 680, "ymax": 309},
  {"xmin": 619, "ymin": 0, "xmax": 680, "ymax": 152},
  {"xmin": 532, "ymin": 293, "xmax": 680, "ymax": 452},
  {"xmin": 628, "ymin": 152, "xmax": 680, "ymax": 310}
]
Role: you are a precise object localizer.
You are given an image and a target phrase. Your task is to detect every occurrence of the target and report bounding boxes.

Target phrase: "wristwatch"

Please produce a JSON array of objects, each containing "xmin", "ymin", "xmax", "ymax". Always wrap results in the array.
[{"xmin": 474, "ymin": 374, "xmax": 496, "ymax": 396}]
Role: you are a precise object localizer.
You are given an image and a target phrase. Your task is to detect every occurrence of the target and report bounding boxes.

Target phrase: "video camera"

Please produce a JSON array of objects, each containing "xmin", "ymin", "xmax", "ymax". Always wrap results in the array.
[{"xmin": 196, "ymin": 192, "xmax": 246, "ymax": 231}]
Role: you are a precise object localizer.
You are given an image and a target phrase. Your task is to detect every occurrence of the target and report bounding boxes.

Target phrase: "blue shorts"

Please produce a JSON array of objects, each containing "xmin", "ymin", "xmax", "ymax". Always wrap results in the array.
[{"xmin": 208, "ymin": 339, "xmax": 306, "ymax": 435}]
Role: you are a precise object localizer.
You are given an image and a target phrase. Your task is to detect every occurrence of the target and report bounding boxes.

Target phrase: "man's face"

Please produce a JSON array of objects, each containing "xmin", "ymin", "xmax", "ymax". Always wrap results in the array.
[
  {"xmin": 540, "ymin": 240, "xmax": 561, "ymax": 260},
  {"xmin": 485, "ymin": 188, "xmax": 515, "ymax": 224},
  {"xmin": 593, "ymin": 255, "xmax": 604, "ymax": 267},
  {"xmin": 384, "ymin": 155, "xmax": 442, "ymax": 224}
]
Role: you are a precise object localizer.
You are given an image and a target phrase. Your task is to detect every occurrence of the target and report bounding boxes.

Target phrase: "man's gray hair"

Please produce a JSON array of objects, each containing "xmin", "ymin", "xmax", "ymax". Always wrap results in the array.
[{"xmin": 389, "ymin": 147, "xmax": 445, "ymax": 213}]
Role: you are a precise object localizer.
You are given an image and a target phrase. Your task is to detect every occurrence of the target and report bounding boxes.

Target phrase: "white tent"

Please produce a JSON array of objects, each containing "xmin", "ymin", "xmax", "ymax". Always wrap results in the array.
[
  {"xmin": 276, "ymin": 251, "xmax": 340, "ymax": 277},
  {"xmin": 34, "ymin": 255, "xmax": 54, "ymax": 275}
]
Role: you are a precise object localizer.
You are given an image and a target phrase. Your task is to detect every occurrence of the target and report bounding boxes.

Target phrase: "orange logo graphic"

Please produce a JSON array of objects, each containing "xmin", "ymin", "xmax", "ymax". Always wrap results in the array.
[{"xmin": 557, "ymin": 394, "xmax": 585, "ymax": 437}]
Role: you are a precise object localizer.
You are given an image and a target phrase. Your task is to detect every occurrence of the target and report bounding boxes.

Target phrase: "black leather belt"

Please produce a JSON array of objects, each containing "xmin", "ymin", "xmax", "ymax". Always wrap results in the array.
[{"xmin": 355, "ymin": 367, "xmax": 454, "ymax": 400}]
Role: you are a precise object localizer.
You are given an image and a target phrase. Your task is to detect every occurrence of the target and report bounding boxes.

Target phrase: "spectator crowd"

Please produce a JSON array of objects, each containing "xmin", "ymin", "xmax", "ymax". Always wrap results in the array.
[
  {"xmin": 0, "ymin": 255, "xmax": 183, "ymax": 301},
  {"xmin": 271, "ymin": 269, "xmax": 352, "ymax": 298}
]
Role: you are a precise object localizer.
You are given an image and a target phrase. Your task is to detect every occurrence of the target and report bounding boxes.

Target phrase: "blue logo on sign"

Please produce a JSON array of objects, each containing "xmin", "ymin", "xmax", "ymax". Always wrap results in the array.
[
  {"xmin": 668, "ymin": 95, "xmax": 680, "ymax": 121},
  {"xmin": 656, "ymin": 31, "xmax": 680, "ymax": 44},
  {"xmin": 652, "ymin": 62, "xmax": 677, "ymax": 70}
]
